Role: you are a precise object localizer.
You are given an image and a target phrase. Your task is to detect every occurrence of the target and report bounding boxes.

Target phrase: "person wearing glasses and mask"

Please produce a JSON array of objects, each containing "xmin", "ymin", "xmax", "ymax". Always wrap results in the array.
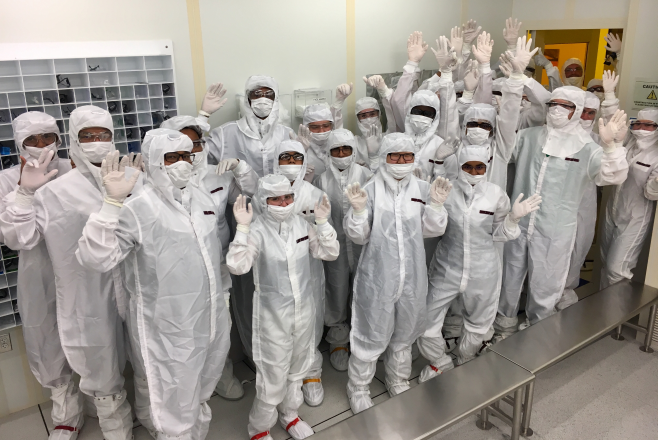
[
  {"xmin": 161, "ymin": 116, "xmax": 258, "ymax": 402},
  {"xmin": 226, "ymin": 174, "xmax": 339, "ymax": 440},
  {"xmin": 202, "ymin": 77, "xmax": 294, "ymax": 177},
  {"xmin": 343, "ymin": 133, "xmax": 449, "ymax": 413},
  {"xmin": 0, "ymin": 106, "xmax": 137, "ymax": 440},
  {"xmin": 600, "ymin": 109, "xmax": 658, "ymax": 289},
  {"xmin": 314, "ymin": 129, "xmax": 373, "ymax": 372},
  {"xmin": 76, "ymin": 129, "xmax": 231, "ymax": 440},
  {"xmin": 296, "ymin": 103, "xmax": 335, "ymax": 180},
  {"xmin": 418, "ymin": 145, "xmax": 540, "ymax": 381},
  {"xmin": 495, "ymin": 87, "xmax": 629, "ymax": 339},
  {"xmin": 0, "ymin": 112, "xmax": 79, "ymax": 439}
]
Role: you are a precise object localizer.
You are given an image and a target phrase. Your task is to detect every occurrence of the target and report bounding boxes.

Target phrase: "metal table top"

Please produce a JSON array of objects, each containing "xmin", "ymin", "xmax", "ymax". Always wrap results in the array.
[
  {"xmin": 491, "ymin": 281, "xmax": 658, "ymax": 374},
  {"xmin": 311, "ymin": 352, "xmax": 533, "ymax": 440}
]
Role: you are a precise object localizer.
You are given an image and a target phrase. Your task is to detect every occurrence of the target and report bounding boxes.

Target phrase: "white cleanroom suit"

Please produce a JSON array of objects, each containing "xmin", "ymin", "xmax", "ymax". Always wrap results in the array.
[{"xmin": 302, "ymin": 103, "xmax": 335, "ymax": 178}]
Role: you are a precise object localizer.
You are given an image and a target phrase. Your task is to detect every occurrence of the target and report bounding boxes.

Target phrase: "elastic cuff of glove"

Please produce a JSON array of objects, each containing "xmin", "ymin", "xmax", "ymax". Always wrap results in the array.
[
  {"xmin": 478, "ymin": 63, "xmax": 491, "ymax": 74},
  {"xmin": 509, "ymin": 72, "xmax": 526, "ymax": 82},
  {"xmin": 506, "ymin": 44, "xmax": 517, "ymax": 52},
  {"xmin": 98, "ymin": 201, "xmax": 122, "ymax": 222},
  {"xmin": 378, "ymin": 87, "xmax": 393, "ymax": 100},
  {"xmin": 545, "ymin": 64, "xmax": 557, "ymax": 74},
  {"xmin": 315, "ymin": 218, "xmax": 328, "ymax": 225},
  {"xmin": 461, "ymin": 90, "xmax": 474, "ymax": 101},
  {"xmin": 602, "ymin": 141, "xmax": 619, "ymax": 154},
  {"xmin": 354, "ymin": 208, "xmax": 367, "ymax": 217},
  {"xmin": 233, "ymin": 159, "xmax": 247, "ymax": 175},
  {"xmin": 236, "ymin": 224, "xmax": 250, "ymax": 234},
  {"xmin": 505, "ymin": 215, "xmax": 521, "ymax": 229},
  {"xmin": 14, "ymin": 188, "xmax": 35, "ymax": 207},
  {"xmin": 430, "ymin": 202, "xmax": 444, "ymax": 211},
  {"xmin": 406, "ymin": 60, "xmax": 419, "ymax": 67},
  {"xmin": 198, "ymin": 110, "xmax": 211, "ymax": 118},
  {"xmin": 604, "ymin": 91, "xmax": 616, "ymax": 102}
]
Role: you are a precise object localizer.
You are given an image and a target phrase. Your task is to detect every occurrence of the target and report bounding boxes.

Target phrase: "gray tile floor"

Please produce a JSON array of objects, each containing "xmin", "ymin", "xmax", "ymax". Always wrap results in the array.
[{"xmin": 2, "ymin": 328, "xmax": 657, "ymax": 440}]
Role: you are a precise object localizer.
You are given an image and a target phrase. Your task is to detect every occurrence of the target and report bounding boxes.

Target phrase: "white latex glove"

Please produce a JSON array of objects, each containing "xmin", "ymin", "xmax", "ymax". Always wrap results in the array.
[
  {"xmin": 314, "ymin": 194, "xmax": 331, "ymax": 224},
  {"xmin": 304, "ymin": 164, "xmax": 315, "ymax": 183},
  {"xmin": 216, "ymin": 158, "xmax": 239, "ymax": 175},
  {"xmin": 498, "ymin": 53, "xmax": 513, "ymax": 78},
  {"xmin": 598, "ymin": 109, "xmax": 628, "ymax": 151},
  {"xmin": 101, "ymin": 151, "xmax": 140, "ymax": 205},
  {"xmin": 462, "ymin": 19, "xmax": 482, "ymax": 46},
  {"xmin": 435, "ymin": 137, "xmax": 460, "ymax": 161},
  {"xmin": 200, "ymin": 82, "xmax": 228, "ymax": 116},
  {"xmin": 509, "ymin": 36, "xmax": 538, "ymax": 75},
  {"xmin": 509, "ymin": 193, "xmax": 542, "ymax": 223},
  {"xmin": 18, "ymin": 149, "xmax": 59, "ymax": 194},
  {"xmin": 602, "ymin": 70, "xmax": 619, "ymax": 101},
  {"xmin": 604, "ymin": 33, "xmax": 622, "ymax": 54},
  {"xmin": 412, "ymin": 167, "xmax": 425, "ymax": 181},
  {"xmin": 363, "ymin": 75, "xmax": 390, "ymax": 98},
  {"xmin": 534, "ymin": 48, "xmax": 552, "ymax": 69},
  {"xmin": 365, "ymin": 124, "xmax": 382, "ymax": 155},
  {"xmin": 335, "ymin": 83, "xmax": 354, "ymax": 104},
  {"xmin": 345, "ymin": 182, "xmax": 367, "ymax": 214},
  {"xmin": 297, "ymin": 124, "xmax": 311, "ymax": 151},
  {"xmin": 503, "ymin": 17, "xmax": 522, "ymax": 50},
  {"xmin": 463, "ymin": 60, "xmax": 480, "ymax": 92},
  {"xmin": 430, "ymin": 176, "xmax": 452, "ymax": 207},
  {"xmin": 407, "ymin": 31, "xmax": 429, "ymax": 63},
  {"xmin": 126, "ymin": 152, "xmax": 144, "ymax": 171},
  {"xmin": 233, "ymin": 195, "xmax": 253, "ymax": 231},
  {"xmin": 472, "ymin": 32, "xmax": 494, "ymax": 66},
  {"xmin": 449, "ymin": 26, "xmax": 464, "ymax": 60},
  {"xmin": 431, "ymin": 36, "xmax": 458, "ymax": 73}
]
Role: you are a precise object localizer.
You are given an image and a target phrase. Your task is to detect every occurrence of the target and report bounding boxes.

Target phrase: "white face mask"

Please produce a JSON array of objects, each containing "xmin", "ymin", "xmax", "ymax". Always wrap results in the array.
[
  {"xmin": 24, "ymin": 142, "xmax": 59, "ymax": 161},
  {"xmin": 632, "ymin": 129, "xmax": 658, "ymax": 149},
  {"xmin": 386, "ymin": 162, "xmax": 414, "ymax": 180},
  {"xmin": 192, "ymin": 148, "xmax": 206, "ymax": 170},
  {"xmin": 360, "ymin": 117, "xmax": 379, "ymax": 129},
  {"xmin": 521, "ymin": 100, "xmax": 532, "ymax": 111},
  {"xmin": 579, "ymin": 118, "xmax": 594, "ymax": 131},
  {"xmin": 268, "ymin": 202, "xmax": 295, "ymax": 222},
  {"xmin": 310, "ymin": 131, "xmax": 331, "ymax": 145},
  {"xmin": 279, "ymin": 164, "xmax": 302, "ymax": 182},
  {"xmin": 166, "ymin": 160, "xmax": 193, "ymax": 189},
  {"xmin": 80, "ymin": 141, "xmax": 115, "ymax": 164},
  {"xmin": 250, "ymin": 98, "xmax": 274, "ymax": 118},
  {"xmin": 593, "ymin": 91, "xmax": 605, "ymax": 102},
  {"xmin": 565, "ymin": 76, "xmax": 583, "ymax": 87},
  {"xmin": 547, "ymin": 106, "xmax": 572, "ymax": 129},
  {"xmin": 331, "ymin": 155, "xmax": 352, "ymax": 170},
  {"xmin": 460, "ymin": 169, "xmax": 486, "ymax": 185},
  {"xmin": 408, "ymin": 114, "xmax": 433, "ymax": 134},
  {"xmin": 466, "ymin": 127, "xmax": 490, "ymax": 146}
]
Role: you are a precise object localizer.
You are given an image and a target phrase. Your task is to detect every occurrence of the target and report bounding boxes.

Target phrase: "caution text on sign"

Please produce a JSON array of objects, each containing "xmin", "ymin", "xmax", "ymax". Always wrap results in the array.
[{"xmin": 634, "ymin": 79, "xmax": 658, "ymax": 109}]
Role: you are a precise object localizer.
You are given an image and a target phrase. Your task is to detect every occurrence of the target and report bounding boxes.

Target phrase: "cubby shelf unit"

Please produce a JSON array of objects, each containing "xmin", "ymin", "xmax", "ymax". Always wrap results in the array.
[{"xmin": 0, "ymin": 245, "xmax": 19, "ymax": 330}]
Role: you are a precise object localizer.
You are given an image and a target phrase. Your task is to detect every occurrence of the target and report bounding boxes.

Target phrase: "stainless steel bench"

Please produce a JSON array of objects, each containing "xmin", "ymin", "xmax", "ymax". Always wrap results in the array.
[
  {"xmin": 311, "ymin": 352, "xmax": 534, "ymax": 440},
  {"xmin": 489, "ymin": 280, "xmax": 658, "ymax": 436}
]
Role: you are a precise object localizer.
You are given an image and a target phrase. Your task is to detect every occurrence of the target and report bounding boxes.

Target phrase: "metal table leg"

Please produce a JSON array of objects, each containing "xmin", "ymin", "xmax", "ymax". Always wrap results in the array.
[
  {"xmin": 521, "ymin": 381, "xmax": 535, "ymax": 437},
  {"xmin": 511, "ymin": 387, "xmax": 523, "ymax": 440},
  {"xmin": 476, "ymin": 408, "xmax": 493, "ymax": 430},
  {"xmin": 611, "ymin": 324, "xmax": 625, "ymax": 341},
  {"xmin": 640, "ymin": 304, "xmax": 657, "ymax": 353}
]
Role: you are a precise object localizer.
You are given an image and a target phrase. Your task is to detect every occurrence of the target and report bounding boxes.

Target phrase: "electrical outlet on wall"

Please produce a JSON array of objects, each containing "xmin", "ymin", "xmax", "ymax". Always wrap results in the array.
[{"xmin": 0, "ymin": 333, "xmax": 11, "ymax": 353}]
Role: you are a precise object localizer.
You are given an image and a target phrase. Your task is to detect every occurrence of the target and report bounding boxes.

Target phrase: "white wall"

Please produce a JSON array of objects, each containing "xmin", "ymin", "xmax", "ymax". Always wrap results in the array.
[{"xmin": 461, "ymin": 0, "xmax": 514, "ymax": 67}]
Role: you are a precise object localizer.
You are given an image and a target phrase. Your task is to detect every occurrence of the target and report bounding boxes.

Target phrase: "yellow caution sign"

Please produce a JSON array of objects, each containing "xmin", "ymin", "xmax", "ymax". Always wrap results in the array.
[{"xmin": 648, "ymin": 90, "xmax": 657, "ymax": 100}]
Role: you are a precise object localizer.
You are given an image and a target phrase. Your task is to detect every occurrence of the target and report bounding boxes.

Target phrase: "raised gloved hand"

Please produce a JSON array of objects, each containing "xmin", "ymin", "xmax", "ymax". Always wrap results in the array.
[
  {"xmin": 463, "ymin": 60, "xmax": 481, "ymax": 92},
  {"xmin": 314, "ymin": 194, "xmax": 331, "ymax": 224},
  {"xmin": 509, "ymin": 36, "xmax": 538, "ymax": 75},
  {"xmin": 101, "ymin": 151, "xmax": 140, "ymax": 206},
  {"xmin": 534, "ymin": 48, "xmax": 552, "ymax": 69},
  {"xmin": 430, "ymin": 176, "xmax": 452, "ymax": 207},
  {"xmin": 345, "ymin": 182, "xmax": 368, "ymax": 214},
  {"xmin": 304, "ymin": 164, "xmax": 315, "ymax": 183},
  {"xmin": 435, "ymin": 136, "xmax": 460, "ymax": 161},
  {"xmin": 363, "ymin": 75, "xmax": 391, "ymax": 99},
  {"xmin": 432, "ymin": 36, "xmax": 458, "ymax": 73},
  {"xmin": 19, "ymin": 149, "xmax": 59, "ymax": 194},
  {"xmin": 503, "ymin": 17, "xmax": 522, "ymax": 50},
  {"xmin": 407, "ymin": 31, "xmax": 429, "ymax": 63},
  {"xmin": 598, "ymin": 109, "xmax": 628, "ymax": 151},
  {"xmin": 126, "ymin": 152, "xmax": 144, "ymax": 171},
  {"xmin": 498, "ymin": 53, "xmax": 513, "ymax": 78},
  {"xmin": 200, "ymin": 83, "xmax": 228, "ymax": 116},
  {"xmin": 365, "ymin": 124, "xmax": 382, "ymax": 155},
  {"xmin": 233, "ymin": 194, "xmax": 253, "ymax": 233},
  {"xmin": 297, "ymin": 124, "xmax": 311, "ymax": 151},
  {"xmin": 604, "ymin": 33, "xmax": 622, "ymax": 54},
  {"xmin": 449, "ymin": 26, "xmax": 464, "ymax": 60},
  {"xmin": 472, "ymin": 32, "xmax": 494, "ymax": 66},
  {"xmin": 509, "ymin": 193, "xmax": 542, "ymax": 223},
  {"xmin": 462, "ymin": 19, "xmax": 482, "ymax": 46},
  {"xmin": 412, "ymin": 167, "xmax": 425, "ymax": 181},
  {"xmin": 602, "ymin": 70, "xmax": 619, "ymax": 101},
  {"xmin": 216, "ymin": 158, "xmax": 239, "ymax": 176},
  {"xmin": 335, "ymin": 83, "xmax": 354, "ymax": 104}
]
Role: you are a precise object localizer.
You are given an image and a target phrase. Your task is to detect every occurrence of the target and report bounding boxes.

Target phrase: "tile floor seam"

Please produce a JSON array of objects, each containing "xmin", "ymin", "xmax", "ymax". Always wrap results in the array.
[
  {"xmin": 37, "ymin": 403, "xmax": 50, "ymax": 436},
  {"xmin": 310, "ymin": 408, "xmax": 352, "ymax": 428}
]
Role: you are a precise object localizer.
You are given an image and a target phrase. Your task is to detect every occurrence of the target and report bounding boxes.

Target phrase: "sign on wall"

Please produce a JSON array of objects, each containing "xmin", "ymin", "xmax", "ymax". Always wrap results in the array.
[{"xmin": 633, "ymin": 79, "xmax": 658, "ymax": 109}]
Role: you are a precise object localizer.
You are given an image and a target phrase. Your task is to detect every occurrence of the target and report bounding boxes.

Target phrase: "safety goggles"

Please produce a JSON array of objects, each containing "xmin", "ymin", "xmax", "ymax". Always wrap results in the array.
[
  {"xmin": 78, "ymin": 131, "xmax": 112, "ymax": 142},
  {"xmin": 164, "ymin": 152, "xmax": 195, "ymax": 164},
  {"xmin": 23, "ymin": 133, "xmax": 59, "ymax": 147},
  {"xmin": 546, "ymin": 101, "xmax": 576, "ymax": 111},
  {"xmin": 192, "ymin": 139, "xmax": 206, "ymax": 148},
  {"xmin": 330, "ymin": 146, "xmax": 353, "ymax": 156},
  {"xmin": 564, "ymin": 66, "xmax": 583, "ymax": 75},
  {"xmin": 267, "ymin": 194, "xmax": 294, "ymax": 205},
  {"xmin": 461, "ymin": 163, "xmax": 487, "ymax": 173},
  {"xmin": 466, "ymin": 121, "xmax": 493, "ymax": 132},
  {"xmin": 410, "ymin": 107, "xmax": 436, "ymax": 119},
  {"xmin": 308, "ymin": 122, "xmax": 333, "ymax": 132},
  {"xmin": 581, "ymin": 108, "xmax": 597, "ymax": 119},
  {"xmin": 388, "ymin": 152, "xmax": 415, "ymax": 162},
  {"xmin": 630, "ymin": 122, "xmax": 658, "ymax": 131},
  {"xmin": 587, "ymin": 86, "xmax": 604, "ymax": 93},
  {"xmin": 357, "ymin": 110, "xmax": 379, "ymax": 120},
  {"xmin": 248, "ymin": 89, "xmax": 275, "ymax": 100},
  {"xmin": 279, "ymin": 152, "xmax": 304, "ymax": 162}
]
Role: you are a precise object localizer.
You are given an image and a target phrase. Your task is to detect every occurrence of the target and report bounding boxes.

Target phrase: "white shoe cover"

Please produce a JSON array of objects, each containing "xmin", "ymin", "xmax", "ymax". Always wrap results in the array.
[
  {"xmin": 518, "ymin": 318, "xmax": 531, "ymax": 331},
  {"xmin": 215, "ymin": 374, "xmax": 245, "ymax": 401},
  {"xmin": 387, "ymin": 381, "xmax": 410, "ymax": 397},
  {"xmin": 329, "ymin": 345, "xmax": 349, "ymax": 371},
  {"xmin": 301, "ymin": 380, "xmax": 324, "ymax": 407},
  {"xmin": 418, "ymin": 364, "xmax": 442, "ymax": 384},
  {"xmin": 48, "ymin": 416, "xmax": 84, "ymax": 440},
  {"xmin": 411, "ymin": 342, "xmax": 420, "ymax": 361},
  {"xmin": 279, "ymin": 415, "xmax": 314, "ymax": 440},
  {"xmin": 348, "ymin": 390, "xmax": 374, "ymax": 414}
]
